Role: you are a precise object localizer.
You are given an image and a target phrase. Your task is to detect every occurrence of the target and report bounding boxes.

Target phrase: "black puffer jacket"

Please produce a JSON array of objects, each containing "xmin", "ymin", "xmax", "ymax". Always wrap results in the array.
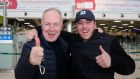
[
  {"xmin": 61, "ymin": 30, "xmax": 135, "ymax": 79},
  {"xmin": 15, "ymin": 34, "xmax": 70, "ymax": 79}
]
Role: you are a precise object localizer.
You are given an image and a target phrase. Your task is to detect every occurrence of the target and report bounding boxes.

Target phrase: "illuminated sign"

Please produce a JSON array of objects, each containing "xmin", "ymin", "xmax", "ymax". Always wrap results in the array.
[
  {"xmin": 0, "ymin": 0, "xmax": 17, "ymax": 9},
  {"xmin": 0, "ymin": 27, "xmax": 13, "ymax": 43},
  {"xmin": 75, "ymin": 0, "xmax": 96, "ymax": 10}
]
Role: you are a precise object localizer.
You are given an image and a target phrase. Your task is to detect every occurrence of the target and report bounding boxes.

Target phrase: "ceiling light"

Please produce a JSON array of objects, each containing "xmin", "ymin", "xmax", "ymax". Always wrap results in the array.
[
  {"xmin": 113, "ymin": 20, "xmax": 122, "ymax": 22},
  {"xmin": 28, "ymin": 25, "xmax": 35, "ymax": 27},
  {"xmin": 103, "ymin": 27, "xmax": 108, "ymax": 28},
  {"xmin": 99, "ymin": 24, "xmax": 106, "ymax": 25},
  {"xmin": 111, "ymin": 28, "xmax": 115, "ymax": 29},
  {"xmin": 130, "ymin": 21, "xmax": 134, "ymax": 24},
  {"xmin": 24, "ymin": 22, "xmax": 30, "ymax": 24},
  {"xmin": 128, "ymin": 26, "xmax": 134, "ymax": 27},
  {"xmin": 16, "ymin": 18, "xmax": 25, "ymax": 21},
  {"xmin": 111, "ymin": 26, "xmax": 117, "ymax": 27},
  {"xmin": 122, "ymin": 24, "xmax": 128, "ymax": 26},
  {"xmin": 118, "ymin": 27, "xmax": 123, "ymax": 28}
]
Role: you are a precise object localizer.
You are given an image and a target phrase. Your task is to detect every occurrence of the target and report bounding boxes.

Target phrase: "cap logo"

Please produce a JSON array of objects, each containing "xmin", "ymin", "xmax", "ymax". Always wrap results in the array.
[{"xmin": 80, "ymin": 11, "xmax": 86, "ymax": 15}]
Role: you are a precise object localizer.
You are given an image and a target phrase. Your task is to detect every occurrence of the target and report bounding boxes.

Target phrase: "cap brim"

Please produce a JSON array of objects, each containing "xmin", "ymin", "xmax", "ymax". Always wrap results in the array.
[{"xmin": 75, "ymin": 17, "xmax": 93, "ymax": 22}]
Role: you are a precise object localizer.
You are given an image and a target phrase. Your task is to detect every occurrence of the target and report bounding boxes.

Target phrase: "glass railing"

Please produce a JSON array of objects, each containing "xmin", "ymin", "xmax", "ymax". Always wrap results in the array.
[{"xmin": 121, "ymin": 42, "xmax": 140, "ymax": 61}]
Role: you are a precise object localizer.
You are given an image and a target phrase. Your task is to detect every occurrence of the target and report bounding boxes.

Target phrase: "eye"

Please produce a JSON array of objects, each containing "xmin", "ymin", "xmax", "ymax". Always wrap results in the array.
[
  {"xmin": 86, "ymin": 21, "xmax": 91, "ymax": 24},
  {"xmin": 54, "ymin": 23, "xmax": 60, "ymax": 27},
  {"xmin": 77, "ymin": 22, "xmax": 83, "ymax": 25},
  {"xmin": 44, "ymin": 23, "xmax": 50, "ymax": 26}
]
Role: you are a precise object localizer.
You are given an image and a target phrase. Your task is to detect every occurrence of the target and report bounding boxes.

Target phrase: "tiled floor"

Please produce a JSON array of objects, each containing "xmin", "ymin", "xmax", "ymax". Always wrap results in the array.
[
  {"xmin": 0, "ymin": 61, "xmax": 140, "ymax": 79},
  {"xmin": 0, "ymin": 70, "xmax": 15, "ymax": 79}
]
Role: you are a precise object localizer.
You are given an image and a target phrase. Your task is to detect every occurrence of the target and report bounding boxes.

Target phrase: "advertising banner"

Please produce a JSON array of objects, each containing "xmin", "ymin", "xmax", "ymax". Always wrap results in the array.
[
  {"xmin": 0, "ymin": 0, "xmax": 140, "ymax": 18},
  {"xmin": 75, "ymin": 0, "xmax": 96, "ymax": 10},
  {"xmin": 0, "ymin": 0, "xmax": 17, "ymax": 9},
  {"xmin": 94, "ymin": 0, "xmax": 140, "ymax": 13},
  {"xmin": 13, "ymin": 0, "xmax": 73, "ymax": 12}
]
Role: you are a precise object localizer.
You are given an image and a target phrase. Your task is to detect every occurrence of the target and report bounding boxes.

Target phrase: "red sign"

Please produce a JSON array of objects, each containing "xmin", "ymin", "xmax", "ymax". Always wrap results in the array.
[
  {"xmin": 75, "ymin": 0, "xmax": 96, "ymax": 10},
  {"xmin": 0, "ymin": 0, "xmax": 17, "ymax": 9}
]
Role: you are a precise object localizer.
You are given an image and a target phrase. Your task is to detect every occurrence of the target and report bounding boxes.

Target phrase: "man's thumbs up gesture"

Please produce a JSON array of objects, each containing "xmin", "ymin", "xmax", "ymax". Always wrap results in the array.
[
  {"xmin": 29, "ymin": 37, "xmax": 44, "ymax": 65},
  {"xmin": 95, "ymin": 45, "xmax": 111, "ymax": 68}
]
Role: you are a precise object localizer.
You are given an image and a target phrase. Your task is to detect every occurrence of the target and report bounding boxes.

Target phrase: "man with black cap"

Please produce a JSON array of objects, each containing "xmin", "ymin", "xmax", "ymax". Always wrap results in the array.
[
  {"xmin": 25, "ymin": 9, "xmax": 135, "ymax": 79},
  {"xmin": 67, "ymin": 9, "xmax": 135, "ymax": 79}
]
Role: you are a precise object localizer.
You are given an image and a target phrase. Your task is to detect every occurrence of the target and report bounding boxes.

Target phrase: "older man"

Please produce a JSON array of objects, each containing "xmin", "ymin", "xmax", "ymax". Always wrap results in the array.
[{"xmin": 15, "ymin": 8, "xmax": 70, "ymax": 79}]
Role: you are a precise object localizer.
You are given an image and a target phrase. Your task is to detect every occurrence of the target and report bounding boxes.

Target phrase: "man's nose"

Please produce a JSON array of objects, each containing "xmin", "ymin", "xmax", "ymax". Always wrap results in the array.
[
  {"xmin": 83, "ymin": 23, "xmax": 87, "ymax": 28},
  {"xmin": 49, "ymin": 25, "xmax": 55, "ymax": 31}
]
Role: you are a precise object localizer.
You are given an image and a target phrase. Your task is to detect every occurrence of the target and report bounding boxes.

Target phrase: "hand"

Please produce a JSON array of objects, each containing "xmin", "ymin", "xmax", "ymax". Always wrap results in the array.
[
  {"xmin": 29, "ymin": 37, "xmax": 44, "ymax": 65},
  {"xmin": 95, "ymin": 45, "xmax": 111, "ymax": 68},
  {"xmin": 25, "ymin": 29, "xmax": 38, "ymax": 41},
  {"xmin": 97, "ymin": 28, "xmax": 103, "ymax": 33}
]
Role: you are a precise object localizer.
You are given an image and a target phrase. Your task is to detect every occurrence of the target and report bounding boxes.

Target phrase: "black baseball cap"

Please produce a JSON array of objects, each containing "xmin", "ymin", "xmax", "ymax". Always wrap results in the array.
[{"xmin": 75, "ymin": 9, "xmax": 95, "ymax": 22}]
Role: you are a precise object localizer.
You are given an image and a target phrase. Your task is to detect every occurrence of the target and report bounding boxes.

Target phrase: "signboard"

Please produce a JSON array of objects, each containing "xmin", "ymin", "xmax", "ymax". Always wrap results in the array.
[
  {"xmin": 94, "ymin": 0, "xmax": 140, "ymax": 13},
  {"xmin": 74, "ymin": 0, "xmax": 140, "ymax": 13},
  {"xmin": 0, "ymin": 27, "xmax": 13, "ymax": 43},
  {"xmin": 0, "ymin": 0, "xmax": 17, "ymax": 9},
  {"xmin": 75, "ymin": 0, "xmax": 96, "ymax": 10},
  {"xmin": 14, "ymin": 0, "xmax": 73, "ymax": 12},
  {"xmin": 0, "ymin": 0, "xmax": 140, "ymax": 18}
]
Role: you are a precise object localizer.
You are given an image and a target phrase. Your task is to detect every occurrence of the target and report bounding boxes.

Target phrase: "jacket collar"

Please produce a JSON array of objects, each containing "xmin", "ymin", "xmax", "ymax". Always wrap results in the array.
[{"xmin": 40, "ymin": 33, "xmax": 68, "ymax": 51}]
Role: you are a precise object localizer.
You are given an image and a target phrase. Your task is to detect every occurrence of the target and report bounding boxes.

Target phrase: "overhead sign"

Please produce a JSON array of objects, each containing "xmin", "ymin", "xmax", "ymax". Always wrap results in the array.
[
  {"xmin": 15, "ymin": 0, "xmax": 73, "ymax": 12},
  {"xmin": 0, "ymin": 0, "xmax": 140, "ymax": 18},
  {"xmin": 0, "ymin": 0, "xmax": 17, "ymax": 9},
  {"xmin": 94, "ymin": 0, "xmax": 140, "ymax": 13},
  {"xmin": 0, "ymin": 27, "xmax": 13, "ymax": 43},
  {"xmin": 75, "ymin": 0, "xmax": 96, "ymax": 10}
]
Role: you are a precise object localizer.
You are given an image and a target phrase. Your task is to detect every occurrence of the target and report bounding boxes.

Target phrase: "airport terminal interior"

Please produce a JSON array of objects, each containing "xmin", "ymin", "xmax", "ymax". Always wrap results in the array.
[
  {"xmin": 0, "ymin": 0, "xmax": 140, "ymax": 79},
  {"xmin": 0, "ymin": 19, "xmax": 140, "ymax": 79}
]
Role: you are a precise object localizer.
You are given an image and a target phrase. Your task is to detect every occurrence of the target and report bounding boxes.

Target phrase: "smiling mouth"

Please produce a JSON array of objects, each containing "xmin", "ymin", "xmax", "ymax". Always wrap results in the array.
[
  {"xmin": 48, "ymin": 33, "xmax": 55, "ymax": 38},
  {"xmin": 82, "ymin": 30, "xmax": 89, "ymax": 34}
]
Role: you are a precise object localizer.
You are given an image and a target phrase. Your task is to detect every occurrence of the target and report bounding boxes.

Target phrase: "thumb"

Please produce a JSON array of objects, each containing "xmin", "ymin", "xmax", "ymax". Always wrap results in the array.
[
  {"xmin": 99, "ymin": 45, "xmax": 106, "ymax": 54},
  {"xmin": 35, "ymin": 37, "xmax": 40, "ymax": 47}
]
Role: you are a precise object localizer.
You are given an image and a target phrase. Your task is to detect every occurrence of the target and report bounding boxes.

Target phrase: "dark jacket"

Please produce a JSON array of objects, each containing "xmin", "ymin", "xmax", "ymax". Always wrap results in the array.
[
  {"xmin": 35, "ymin": 27, "xmax": 135, "ymax": 79},
  {"xmin": 15, "ymin": 34, "xmax": 70, "ymax": 79},
  {"xmin": 61, "ymin": 30, "xmax": 135, "ymax": 79}
]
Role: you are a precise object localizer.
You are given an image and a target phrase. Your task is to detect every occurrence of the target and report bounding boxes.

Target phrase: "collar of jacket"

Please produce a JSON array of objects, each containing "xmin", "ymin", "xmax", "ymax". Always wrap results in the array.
[{"xmin": 39, "ymin": 33, "xmax": 68, "ymax": 52}]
